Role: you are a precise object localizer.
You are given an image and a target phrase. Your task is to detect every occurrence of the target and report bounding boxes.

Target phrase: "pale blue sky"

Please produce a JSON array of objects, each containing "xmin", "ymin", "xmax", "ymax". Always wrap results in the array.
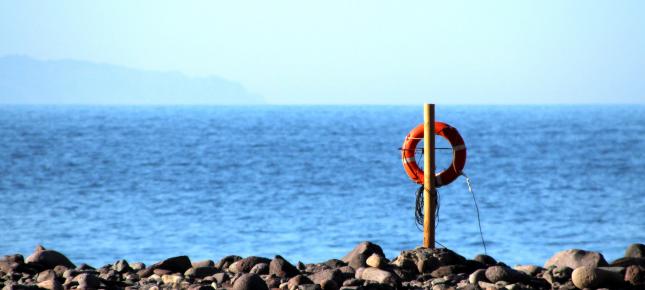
[{"xmin": 1, "ymin": 1, "xmax": 643, "ymax": 104}]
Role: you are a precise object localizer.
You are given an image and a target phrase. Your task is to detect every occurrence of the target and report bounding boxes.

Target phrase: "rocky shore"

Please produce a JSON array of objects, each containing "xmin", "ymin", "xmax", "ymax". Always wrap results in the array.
[{"xmin": 1, "ymin": 242, "xmax": 644, "ymax": 290}]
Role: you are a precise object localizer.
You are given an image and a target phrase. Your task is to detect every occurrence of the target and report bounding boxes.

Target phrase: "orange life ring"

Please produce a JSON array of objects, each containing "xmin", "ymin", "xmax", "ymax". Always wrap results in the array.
[{"xmin": 401, "ymin": 122, "xmax": 466, "ymax": 187}]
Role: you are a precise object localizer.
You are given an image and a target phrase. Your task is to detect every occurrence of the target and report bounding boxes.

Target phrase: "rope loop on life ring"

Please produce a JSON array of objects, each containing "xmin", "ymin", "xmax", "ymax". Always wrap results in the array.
[{"xmin": 401, "ymin": 122, "xmax": 466, "ymax": 187}]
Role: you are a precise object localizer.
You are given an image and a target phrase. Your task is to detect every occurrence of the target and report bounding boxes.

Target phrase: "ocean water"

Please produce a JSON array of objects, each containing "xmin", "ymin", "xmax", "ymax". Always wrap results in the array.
[{"xmin": 0, "ymin": 105, "xmax": 643, "ymax": 267}]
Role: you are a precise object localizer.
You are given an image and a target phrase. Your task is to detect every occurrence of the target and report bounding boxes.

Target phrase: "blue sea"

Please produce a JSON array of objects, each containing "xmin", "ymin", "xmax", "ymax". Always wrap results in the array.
[{"xmin": 1, "ymin": 105, "xmax": 643, "ymax": 267}]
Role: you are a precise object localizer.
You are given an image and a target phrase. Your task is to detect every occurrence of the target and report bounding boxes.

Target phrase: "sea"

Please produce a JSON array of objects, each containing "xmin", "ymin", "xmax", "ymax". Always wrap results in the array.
[{"xmin": 0, "ymin": 105, "xmax": 643, "ymax": 267}]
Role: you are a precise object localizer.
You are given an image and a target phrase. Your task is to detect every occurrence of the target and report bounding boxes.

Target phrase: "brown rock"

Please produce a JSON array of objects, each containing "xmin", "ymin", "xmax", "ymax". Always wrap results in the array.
[
  {"xmin": 341, "ymin": 241, "xmax": 384, "ymax": 269},
  {"xmin": 156, "ymin": 255, "xmax": 192, "ymax": 273},
  {"xmin": 544, "ymin": 249, "xmax": 608, "ymax": 269},
  {"xmin": 232, "ymin": 273, "xmax": 268, "ymax": 290},
  {"xmin": 250, "ymin": 263, "xmax": 269, "ymax": 275},
  {"xmin": 36, "ymin": 269, "xmax": 57, "ymax": 283},
  {"xmin": 288, "ymin": 274, "xmax": 314, "ymax": 290},
  {"xmin": 625, "ymin": 265, "xmax": 644, "ymax": 285},
  {"xmin": 192, "ymin": 260, "xmax": 215, "ymax": 268},
  {"xmin": 484, "ymin": 266, "xmax": 522, "ymax": 283},
  {"xmin": 474, "ymin": 254, "xmax": 497, "ymax": 266},
  {"xmin": 231, "ymin": 256, "xmax": 271, "ymax": 273},
  {"xmin": 320, "ymin": 279, "xmax": 338, "ymax": 290},
  {"xmin": 216, "ymin": 255, "xmax": 242, "ymax": 270},
  {"xmin": 308, "ymin": 269, "xmax": 343, "ymax": 286},
  {"xmin": 73, "ymin": 273, "xmax": 101, "ymax": 289},
  {"xmin": 269, "ymin": 255, "xmax": 299, "ymax": 278},
  {"xmin": 37, "ymin": 279, "xmax": 63, "ymax": 290},
  {"xmin": 430, "ymin": 265, "xmax": 465, "ymax": 278},
  {"xmin": 184, "ymin": 266, "xmax": 218, "ymax": 279},
  {"xmin": 358, "ymin": 267, "xmax": 399, "ymax": 285},
  {"xmin": 365, "ymin": 254, "xmax": 386, "ymax": 269},
  {"xmin": 571, "ymin": 266, "xmax": 623, "ymax": 289},
  {"xmin": 513, "ymin": 265, "xmax": 543, "ymax": 276},
  {"xmin": 25, "ymin": 247, "xmax": 75, "ymax": 270}
]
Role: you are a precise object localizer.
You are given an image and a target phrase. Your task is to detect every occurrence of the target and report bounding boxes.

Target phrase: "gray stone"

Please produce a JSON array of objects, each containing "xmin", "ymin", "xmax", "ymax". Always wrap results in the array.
[
  {"xmin": 113, "ymin": 259, "xmax": 131, "ymax": 273},
  {"xmin": 625, "ymin": 243, "xmax": 645, "ymax": 258},
  {"xmin": 341, "ymin": 242, "xmax": 385, "ymax": 269},
  {"xmin": 544, "ymin": 249, "xmax": 608, "ymax": 269},
  {"xmin": 36, "ymin": 269, "xmax": 56, "ymax": 283},
  {"xmin": 232, "ymin": 273, "xmax": 268, "ymax": 290},
  {"xmin": 130, "ymin": 262, "xmax": 145, "ymax": 271},
  {"xmin": 215, "ymin": 255, "xmax": 242, "ymax": 270}
]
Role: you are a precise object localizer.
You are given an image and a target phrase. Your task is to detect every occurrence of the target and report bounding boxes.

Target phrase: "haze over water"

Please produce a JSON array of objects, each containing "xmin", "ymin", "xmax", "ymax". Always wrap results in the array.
[{"xmin": 1, "ymin": 105, "xmax": 643, "ymax": 266}]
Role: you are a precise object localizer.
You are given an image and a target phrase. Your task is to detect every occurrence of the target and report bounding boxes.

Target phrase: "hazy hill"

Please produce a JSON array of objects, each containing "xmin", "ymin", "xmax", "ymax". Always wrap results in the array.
[{"xmin": 0, "ymin": 55, "xmax": 262, "ymax": 104}]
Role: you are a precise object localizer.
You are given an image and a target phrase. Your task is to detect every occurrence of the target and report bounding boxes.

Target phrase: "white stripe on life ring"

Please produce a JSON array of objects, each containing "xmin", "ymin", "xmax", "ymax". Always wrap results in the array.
[{"xmin": 404, "ymin": 157, "xmax": 416, "ymax": 163}]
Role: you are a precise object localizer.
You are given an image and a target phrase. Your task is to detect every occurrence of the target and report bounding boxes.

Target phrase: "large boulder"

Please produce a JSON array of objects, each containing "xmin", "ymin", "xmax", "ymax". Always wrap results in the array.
[
  {"xmin": 269, "ymin": 255, "xmax": 299, "ymax": 278},
  {"xmin": 308, "ymin": 268, "xmax": 344, "ymax": 286},
  {"xmin": 341, "ymin": 241, "xmax": 384, "ymax": 269},
  {"xmin": 25, "ymin": 246, "xmax": 75, "ymax": 270},
  {"xmin": 391, "ymin": 247, "xmax": 466, "ymax": 275},
  {"xmin": 625, "ymin": 243, "xmax": 645, "ymax": 258},
  {"xmin": 484, "ymin": 265, "xmax": 524, "ymax": 283},
  {"xmin": 232, "ymin": 273, "xmax": 268, "ymax": 290},
  {"xmin": 544, "ymin": 249, "xmax": 608, "ymax": 269}
]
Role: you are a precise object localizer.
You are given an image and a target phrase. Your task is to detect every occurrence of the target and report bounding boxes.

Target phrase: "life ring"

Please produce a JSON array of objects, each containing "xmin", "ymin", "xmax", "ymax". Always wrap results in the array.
[{"xmin": 401, "ymin": 122, "xmax": 466, "ymax": 187}]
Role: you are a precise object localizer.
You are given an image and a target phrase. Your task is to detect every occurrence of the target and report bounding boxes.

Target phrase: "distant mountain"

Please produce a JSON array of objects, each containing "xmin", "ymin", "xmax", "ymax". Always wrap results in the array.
[{"xmin": 0, "ymin": 55, "xmax": 262, "ymax": 104}]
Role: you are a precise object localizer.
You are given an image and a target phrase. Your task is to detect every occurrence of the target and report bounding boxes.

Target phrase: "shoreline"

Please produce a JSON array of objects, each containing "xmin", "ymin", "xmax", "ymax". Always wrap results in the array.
[{"xmin": 1, "ymin": 242, "xmax": 643, "ymax": 290}]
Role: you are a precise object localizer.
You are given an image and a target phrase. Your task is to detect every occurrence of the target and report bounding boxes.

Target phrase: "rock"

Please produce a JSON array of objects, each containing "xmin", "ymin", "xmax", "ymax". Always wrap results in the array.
[
  {"xmin": 113, "ymin": 259, "xmax": 131, "ymax": 273},
  {"xmin": 544, "ymin": 249, "xmax": 608, "ymax": 269},
  {"xmin": 212, "ymin": 272, "xmax": 229, "ymax": 285},
  {"xmin": 610, "ymin": 257, "xmax": 645, "ymax": 267},
  {"xmin": 130, "ymin": 262, "xmax": 145, "ymax": 271},
  {"xmin": 188, "ymin": 285, "xmax": 214, "ymax": 290},
  {"xmin": 365, "ymin": 254, "xmax": 385, "ymax": 269},
  {"xmin": 270, "ymin": 255, "xmax": 300, "ymax": 278},
  {"xmin": 320, "ymin": 279, "xmax": 339, "ymax": 290},
  {"xmin": 323, "ymin": 259, "xmax": 347, "ymax": 268},
  {"xmin": 430, "ymin": 265, "xmax": 465, "ymax": 278},
  {"xmin": 474, "ymin": 255, "xmax": 497, "ymax": 266},
  {"xmin": 358, "ymin": 267, "xmax": 399, "ymax": 285},
  {"xmin": 77, "ymin": 263, "xmax": 95, "ymax": 271},
  {"xmin": 512, "ymin": 265, "xmax": 542, "ymax": 276},
  {"xmin": 156, "ymin": 256, "xmax": 192, "ymax": 273},
  {"xmin": 25, "ymin": 247, "xmax": 75, "ymax": 270},
  {"xmin": 232, "ymin": 273, "xmax": 268, "ymax": 290},
  {"xmin": 73, "ymin": 273, "xmax": 101, "ymax": 288},
  {"xmin": 36, "ymin": 279, "xmax": 63, "ymax": 290},
  {"xmin": 308, "ymin": 269, "xmax": 343, "ymax": 286},
  {"xmin": 625, "ymin": 265, "xmax": 644, "ymax": 285},
  {"xmin": 297, "ymin": 285, "xmax": 321, "ymax": 290},
  {"xmin": 162, "ymin": 274, "xmax": 183, "ymax": 285},
  {"xmin": 215, "ymin": 255, "xmax": 242, "ymax": 270},
  {"xmin": 341, "ymin": 241, "xmax": 385, "ymax": 269},
  {"xmin": 625, "ymin": 243, "xmax": 645, "ymax": 258},
  {"xmin": 571, "ymin": 266, "xmax": 623, "ymax": 289},
  {"xmin": 192, "ymin": 260, "xmax": 215, "ymax": 268},
  {"xmin": 35, "ymin": 269, "xmax": 56, "ymax": 283},
  {"xmin": 250, "ymin": 263, "xmax": 269, "ymax": 275},
  {"xmin": 231, "ymin": 256, "xmax": 271, "ymax": 273},
  {"xmin": 2, "ymin": 254, "xmax": 24, "ymax": 265},
  {"xmin": 264, "ymin": 274, "xmax": 282, "ymax": 288},
  {"xmin": 468, "ymin": 269, "xmax": 487, "ymax": 284},
  {"xmin": 288, "ymin": 274, "xmax": 314, "ymax": 290},
  {"xmin": 185, "ymin": 266, "xmax": 218, "ymax": 279},
  {"xmin": 485, "ymin": 266, "xmax": 521, "ymax": 283},
  {"xmin": 154, "ymin": 268, "xmax": 173, "ymax": 275}
]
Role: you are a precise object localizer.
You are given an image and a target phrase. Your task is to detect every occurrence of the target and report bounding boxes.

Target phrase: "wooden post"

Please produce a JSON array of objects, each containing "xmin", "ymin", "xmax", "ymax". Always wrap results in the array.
[{"xmin": 423, "ymin": 104, "xmax": 436, "ymax": 248}]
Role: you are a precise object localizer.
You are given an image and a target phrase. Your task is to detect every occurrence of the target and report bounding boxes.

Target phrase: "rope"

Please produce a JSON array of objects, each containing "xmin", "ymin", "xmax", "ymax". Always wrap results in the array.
[
  {"xmin": 414, "ymin": 185, "xmax": 440, "ymax": 232},
  {"xmin": 462, "ymin": 172, "xmax": 487, "ymax": 254}
]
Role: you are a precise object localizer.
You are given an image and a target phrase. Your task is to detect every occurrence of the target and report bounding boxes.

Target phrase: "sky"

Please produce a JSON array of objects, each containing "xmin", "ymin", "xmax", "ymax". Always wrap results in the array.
[{"xmin": 1, "ymin": 1, "xmax": 644, "ymax": 104}]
